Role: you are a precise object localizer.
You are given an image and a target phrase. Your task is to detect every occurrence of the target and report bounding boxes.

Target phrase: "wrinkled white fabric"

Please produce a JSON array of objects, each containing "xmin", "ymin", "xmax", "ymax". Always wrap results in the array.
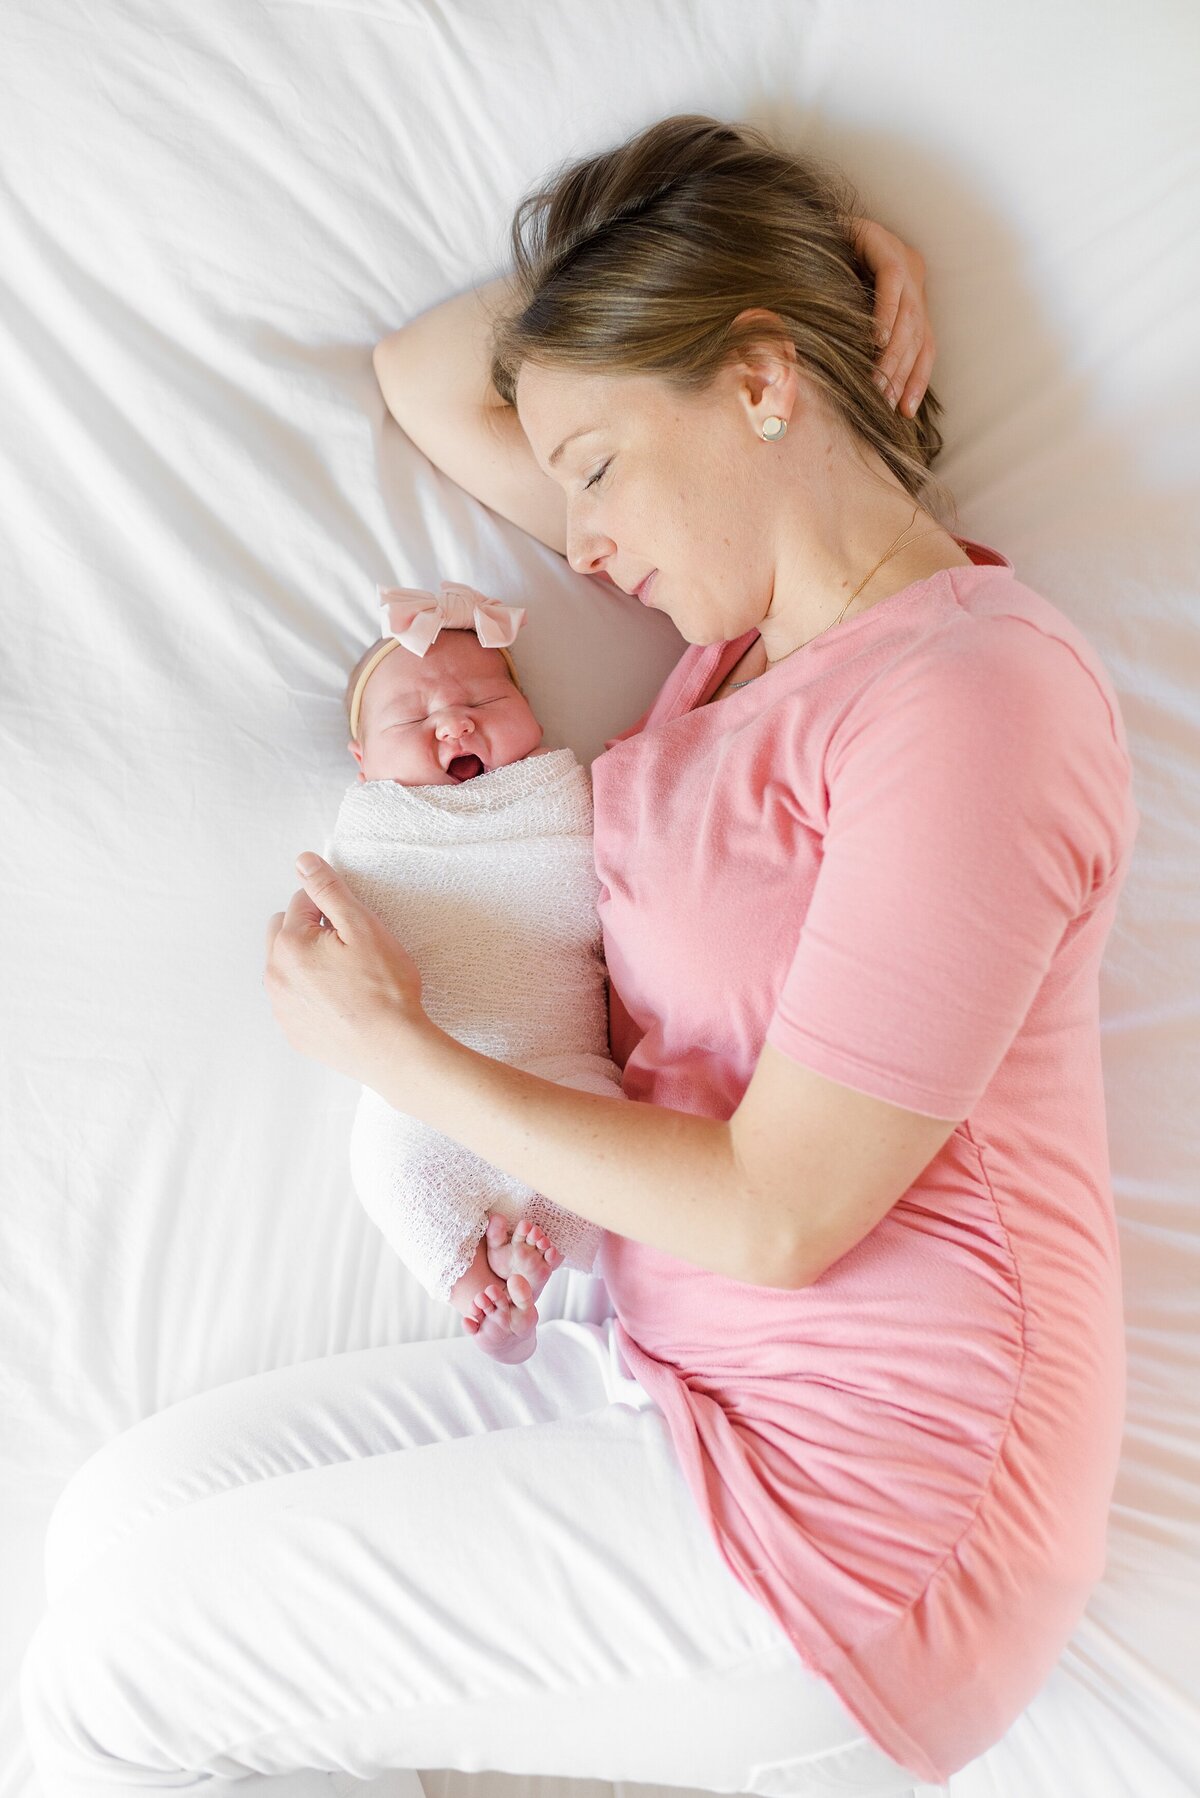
[{"xmin": 328, "ymin": 749, "xmax": 621, "ymax": 1303}]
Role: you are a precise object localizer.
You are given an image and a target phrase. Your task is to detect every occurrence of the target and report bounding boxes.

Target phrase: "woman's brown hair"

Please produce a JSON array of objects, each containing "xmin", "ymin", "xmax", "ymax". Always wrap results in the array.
[{"xmin": 489, "ymin": 113, "xmax": 950, "ymax": 514}]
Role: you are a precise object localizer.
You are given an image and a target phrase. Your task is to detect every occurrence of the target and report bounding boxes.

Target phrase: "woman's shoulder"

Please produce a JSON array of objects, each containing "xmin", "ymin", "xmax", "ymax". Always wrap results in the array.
[
  {"xmin": 911, "ymin": 560, "xmax": 1130, "ymax": 761},
  {"xmin": 824, "ymin": 566, "xmax": 1137, "ymax": 879},
  {"xmin": 747, "ymin": 545, "xmax": 1128, "ymax": 767}
]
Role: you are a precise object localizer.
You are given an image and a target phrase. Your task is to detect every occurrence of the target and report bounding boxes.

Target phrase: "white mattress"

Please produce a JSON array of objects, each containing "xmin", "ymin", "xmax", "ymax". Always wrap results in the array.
[{"xmin": 3, "ymin": 4, "xmax": 1198, "ymax": 1797}]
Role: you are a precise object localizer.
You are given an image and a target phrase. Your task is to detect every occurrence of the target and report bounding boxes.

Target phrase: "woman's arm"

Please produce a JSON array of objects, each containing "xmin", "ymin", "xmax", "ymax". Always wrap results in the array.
[
  {"xmin": 264, "ymin": 856, "xmax": 959, "ymax": 1290},
  {"xmin": 391, "ymin": 1019, "xmax": 959, "ymax": 1292},
  {"xmin": 373, "ymin": 278, "xmax": 568, "ymax": 554},
  {"xmin": 372, "ymin": 220, "xmax": 935, "ymax": 554}
]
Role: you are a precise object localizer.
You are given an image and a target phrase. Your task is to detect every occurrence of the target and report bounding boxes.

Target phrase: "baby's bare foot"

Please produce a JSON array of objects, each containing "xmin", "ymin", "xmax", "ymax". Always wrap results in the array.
[
  {"xmin": 484, "ymin": 1213, "xmax": 565, "ymax": 1306},
  {"xmin": 461, "ymin": 1277, "xmax": 539, "ymax": 1364}
]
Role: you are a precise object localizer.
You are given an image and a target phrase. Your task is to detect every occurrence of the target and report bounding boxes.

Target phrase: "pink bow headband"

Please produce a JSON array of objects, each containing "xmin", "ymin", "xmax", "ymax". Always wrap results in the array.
[{"xmin": 348, "ymin": 582, "xmax": 527, "ymax": 740}]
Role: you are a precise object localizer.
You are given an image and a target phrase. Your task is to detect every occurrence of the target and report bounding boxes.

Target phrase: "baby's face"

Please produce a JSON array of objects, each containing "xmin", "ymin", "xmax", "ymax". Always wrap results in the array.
[{"xmin": 350, "ymin": 630, "xmax": 544, "ymax": 786}]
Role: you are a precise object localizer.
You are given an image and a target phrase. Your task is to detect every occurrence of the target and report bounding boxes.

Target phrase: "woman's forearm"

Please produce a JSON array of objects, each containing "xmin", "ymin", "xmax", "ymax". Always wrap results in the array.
[{"xmin": 371, "ymin": 1019, "xmax": 794, "ymax": 1291}]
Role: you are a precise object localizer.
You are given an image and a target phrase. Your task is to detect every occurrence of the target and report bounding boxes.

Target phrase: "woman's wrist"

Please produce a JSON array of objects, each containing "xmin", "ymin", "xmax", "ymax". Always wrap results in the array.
[{"xmin": 362, "ymin": 1006, "xmax": 445, "ymax": 1105}]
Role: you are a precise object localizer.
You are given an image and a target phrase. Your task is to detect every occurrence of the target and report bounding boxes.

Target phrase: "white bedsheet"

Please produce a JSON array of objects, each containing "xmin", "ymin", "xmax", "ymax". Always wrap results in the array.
[{"xmin": 3, "ymin": 4, "xmax": 1198, "ymax": 1797}]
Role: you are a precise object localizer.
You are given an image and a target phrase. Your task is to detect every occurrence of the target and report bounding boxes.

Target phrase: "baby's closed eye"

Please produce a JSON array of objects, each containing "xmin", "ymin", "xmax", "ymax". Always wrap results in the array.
[{"xmin": 389, "ymin": 695, "xmax": 510, "ymax": 729}]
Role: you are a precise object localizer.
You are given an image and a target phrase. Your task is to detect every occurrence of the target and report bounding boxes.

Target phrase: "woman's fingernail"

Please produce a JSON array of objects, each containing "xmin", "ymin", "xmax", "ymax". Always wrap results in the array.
[{"xmin": 296, "ymin": 853, "xmax": 320, "ymax": 876}]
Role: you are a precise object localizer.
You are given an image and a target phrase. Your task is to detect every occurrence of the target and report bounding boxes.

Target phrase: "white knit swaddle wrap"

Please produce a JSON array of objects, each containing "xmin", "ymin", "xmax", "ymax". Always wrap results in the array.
[{"xmin": 328, "ymin": 747, "xmax": 621, "ymax": 1304}]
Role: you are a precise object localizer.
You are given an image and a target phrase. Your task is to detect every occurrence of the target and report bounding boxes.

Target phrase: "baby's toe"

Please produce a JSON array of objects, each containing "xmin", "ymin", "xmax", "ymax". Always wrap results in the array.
[{"xmin": 507, "ymin": 1272, "xmax": 534, "ymax": 1310}]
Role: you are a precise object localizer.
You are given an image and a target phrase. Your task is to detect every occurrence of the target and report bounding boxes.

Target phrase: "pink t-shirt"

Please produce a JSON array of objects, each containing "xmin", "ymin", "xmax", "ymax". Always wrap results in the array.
[{"xmin": 588, "ymin": 543, "xmax": 1138, "ymax": 1783}]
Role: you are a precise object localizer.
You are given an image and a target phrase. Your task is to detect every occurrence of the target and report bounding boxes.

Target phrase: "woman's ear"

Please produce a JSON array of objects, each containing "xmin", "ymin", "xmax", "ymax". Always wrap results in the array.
[
  {"xmin": 727, "ymin": 310, "xmax": 800, "ymax": 435},
  {"xmin": 739, "ymin": 355, "xmax": 800, "ymax": 440},
  {"xmin": 730, "ymin": 309, "xmax": 797, "ymax": 377}
]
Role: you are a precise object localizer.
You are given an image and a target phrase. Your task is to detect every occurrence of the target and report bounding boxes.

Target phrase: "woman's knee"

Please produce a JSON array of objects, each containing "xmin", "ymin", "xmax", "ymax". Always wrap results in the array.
[
  {"xmin": 42, "ymin": 1430, "xmax": 145, "ymax": 1603},
  {"xmin": 41, "ymin": 1367, "xmax": 313, "ymax": 1603},
  {"xmin": 19, "ymin": 1585, "xmax": 155, "ymax": 1790},
  {"xmin": 25, "ymin": 1494, "xmax": 279, "ymax": 1791},
  {"xmin": 41, "ymin": 1403, "xmax": 198, "ymax": 1603}
]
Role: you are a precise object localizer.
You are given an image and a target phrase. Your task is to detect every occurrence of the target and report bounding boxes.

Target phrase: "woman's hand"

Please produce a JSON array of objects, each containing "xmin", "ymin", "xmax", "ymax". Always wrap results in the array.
[
  {"xmin": 850, "ymin": 216, "xmax": 936, "ymax": 419},
  {"xmin": 264, "ymin": 853, "xmax": 429, "ymax": 1088}
]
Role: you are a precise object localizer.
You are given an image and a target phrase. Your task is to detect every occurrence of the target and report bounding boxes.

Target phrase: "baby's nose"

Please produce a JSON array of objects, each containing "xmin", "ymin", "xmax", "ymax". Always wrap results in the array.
[{"xmin": 436, "ymin": 710, "xmax": 474, "ymax": 737}]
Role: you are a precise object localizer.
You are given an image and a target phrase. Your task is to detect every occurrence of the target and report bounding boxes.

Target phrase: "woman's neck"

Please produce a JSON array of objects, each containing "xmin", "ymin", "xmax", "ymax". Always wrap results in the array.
[{"xmin": 757, "ymin": 449, "xmax": 971, "ymax": 664}]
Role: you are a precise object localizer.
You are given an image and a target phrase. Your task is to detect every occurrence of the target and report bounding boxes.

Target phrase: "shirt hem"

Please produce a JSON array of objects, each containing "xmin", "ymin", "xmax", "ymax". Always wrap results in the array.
[{"xmin": 613, "ymin": 1322, "xmax": 948, "ymax": 1781}]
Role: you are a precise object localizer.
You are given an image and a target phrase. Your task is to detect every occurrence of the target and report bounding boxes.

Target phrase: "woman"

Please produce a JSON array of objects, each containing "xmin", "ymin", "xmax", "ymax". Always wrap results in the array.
[{"xmin": 21, "ymin": 117, "xmax": 1137, "ymax": 1796}]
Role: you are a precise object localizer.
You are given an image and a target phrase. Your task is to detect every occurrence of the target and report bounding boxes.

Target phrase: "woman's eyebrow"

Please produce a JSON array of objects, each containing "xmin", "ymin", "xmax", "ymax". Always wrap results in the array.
[{"xmin": 549, "ymin": 425, "xmax": 601, "ymax": 468}]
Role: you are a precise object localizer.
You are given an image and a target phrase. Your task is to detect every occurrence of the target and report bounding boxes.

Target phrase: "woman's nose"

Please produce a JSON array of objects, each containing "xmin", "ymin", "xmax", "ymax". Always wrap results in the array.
[{"xmin": 566, "ymin": 512, "xmax": 614, "ymax": 577}]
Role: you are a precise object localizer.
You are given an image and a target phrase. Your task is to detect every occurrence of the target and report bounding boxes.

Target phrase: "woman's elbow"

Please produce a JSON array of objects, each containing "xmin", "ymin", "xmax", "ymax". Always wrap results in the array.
[
  {"xmin": 749, "ymin": 1209, "xmax": 875, "ymax": 1291},
  {"xmin": 372, "ymin": 331, "xmax": 415, "ymax": 423},
  {"xmin": 372, "ymin": 328, "xmax": 403, "ymax": 371}
]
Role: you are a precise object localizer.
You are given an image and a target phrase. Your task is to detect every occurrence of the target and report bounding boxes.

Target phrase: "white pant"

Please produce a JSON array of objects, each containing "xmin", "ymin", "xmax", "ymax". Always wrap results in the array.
[{"xmin": 20, "ymin": 1317, "xmax": 918, "ymax": 1798}]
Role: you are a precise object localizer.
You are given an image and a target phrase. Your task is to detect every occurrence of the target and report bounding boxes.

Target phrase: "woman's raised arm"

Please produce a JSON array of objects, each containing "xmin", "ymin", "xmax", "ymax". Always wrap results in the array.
[
  {"xmin": 372, "ymin": 219, "xmax": 935, "ymax": 554},
  {"xmin": 373, "ymin": 277, "xmax": 569, "ymax": 555}
]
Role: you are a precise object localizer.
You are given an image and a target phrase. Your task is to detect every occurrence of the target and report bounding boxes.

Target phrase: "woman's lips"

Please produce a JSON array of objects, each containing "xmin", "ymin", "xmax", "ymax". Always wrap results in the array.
[{"xmin": 636, "ymin": 571, "xmax": 657, "ymax": 605}]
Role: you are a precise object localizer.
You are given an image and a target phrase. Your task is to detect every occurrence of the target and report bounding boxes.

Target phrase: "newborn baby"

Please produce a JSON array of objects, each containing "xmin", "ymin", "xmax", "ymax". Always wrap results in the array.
[{"xmin": 328, "ymin": 580, "xmax": 624, "ymax": 1365}]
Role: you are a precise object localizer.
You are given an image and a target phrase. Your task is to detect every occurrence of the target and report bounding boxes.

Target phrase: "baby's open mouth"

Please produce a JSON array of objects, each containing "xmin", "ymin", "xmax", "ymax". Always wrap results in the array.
[{"xmin": 447, "ymin": 755, "xmax": 485, "ymax": 782}]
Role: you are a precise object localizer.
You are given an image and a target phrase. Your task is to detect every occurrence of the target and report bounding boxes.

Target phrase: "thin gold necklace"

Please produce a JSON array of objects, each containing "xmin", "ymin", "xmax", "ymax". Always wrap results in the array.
[{"xmin": 726, "ymin": 502, "xmax": 937, "ymax": 690}]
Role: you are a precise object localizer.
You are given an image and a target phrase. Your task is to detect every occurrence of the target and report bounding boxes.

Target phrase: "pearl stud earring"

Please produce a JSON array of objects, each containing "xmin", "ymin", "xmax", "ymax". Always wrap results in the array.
[{"xmin": 761, "ymin": 416, "xmax": 788, "ymax": 441}]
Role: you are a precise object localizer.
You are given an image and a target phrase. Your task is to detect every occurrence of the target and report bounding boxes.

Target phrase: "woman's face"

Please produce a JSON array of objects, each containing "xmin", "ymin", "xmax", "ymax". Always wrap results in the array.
[
  {"xmin": 515, "ymin": 351, "xmax": 797, "ymax": 645},
  {"xmin": 349, "ymin": 631, "xmax": 543, "ymax": 786}
]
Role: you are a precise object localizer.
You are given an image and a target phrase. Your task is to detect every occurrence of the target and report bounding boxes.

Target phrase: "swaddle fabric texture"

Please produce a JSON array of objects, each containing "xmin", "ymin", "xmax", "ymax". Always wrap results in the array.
[{"xmin": 329, "ymin": 748, "xmax": 619, "ymax": 1303}]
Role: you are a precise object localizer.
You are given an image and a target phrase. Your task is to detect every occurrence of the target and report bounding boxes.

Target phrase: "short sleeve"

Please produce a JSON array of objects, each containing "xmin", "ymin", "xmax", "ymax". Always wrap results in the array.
[{"xmin": 764, "ymin": 619, "xmax": 1135, "ymax": 1119}]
